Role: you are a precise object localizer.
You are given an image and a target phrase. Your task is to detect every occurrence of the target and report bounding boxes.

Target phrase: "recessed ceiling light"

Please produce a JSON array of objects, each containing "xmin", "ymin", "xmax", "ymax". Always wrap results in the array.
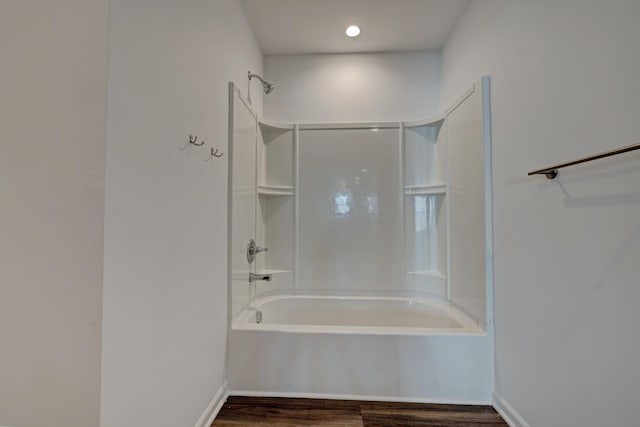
[{"xmin": 345, "ymin": 25, "xmax": 360, "ymax": 37}]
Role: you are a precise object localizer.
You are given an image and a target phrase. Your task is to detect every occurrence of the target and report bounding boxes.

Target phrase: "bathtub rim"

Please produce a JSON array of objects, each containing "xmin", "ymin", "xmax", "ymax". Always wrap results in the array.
[{"xmin": 231, "ymin": 292, "xmax": 486, "ymax": 336}]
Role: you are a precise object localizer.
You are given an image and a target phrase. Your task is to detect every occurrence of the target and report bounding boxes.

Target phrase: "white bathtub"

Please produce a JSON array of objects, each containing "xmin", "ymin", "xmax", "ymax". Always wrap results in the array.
[{"xmin": 232, "ymin": 294, "xmax": 483, "ymax": 335}]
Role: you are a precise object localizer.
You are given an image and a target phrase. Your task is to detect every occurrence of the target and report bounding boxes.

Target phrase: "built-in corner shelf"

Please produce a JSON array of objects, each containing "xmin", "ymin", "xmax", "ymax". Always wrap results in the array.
[
  {"xmin": 407, "ymin": 271, "xmax": 447, "ymax": 280},
  {"xmin": 403, "ymin": 115, "xmax": 445, "ymax": 129},
  {"xmin": 402, "ymin": 113, "xmax": 448, "ymax": 298},
  {"xmin": 256, "ymin": 269, "xmax": 292, "ymax": 275},
  {"xmin": 258, "ymin": 185, "xmax": 294, "ymax": 196},
  {"xmin": 256, "ymin": 117, "xmax": 295, "ymax": 294},
  {"xmin": 231, "ymin": 270, "xmax": 292, "ymax": 282},
  {"xmin": 259, "ymin": 119, "xmax": 295, "ymax": 133},
  {"xmin": 406, "ymin": 270, "xmax": 447, "ymax": 296},
  {"xmin": 403, "ymin": 184, "xmax": 446, "ymax": 196}
]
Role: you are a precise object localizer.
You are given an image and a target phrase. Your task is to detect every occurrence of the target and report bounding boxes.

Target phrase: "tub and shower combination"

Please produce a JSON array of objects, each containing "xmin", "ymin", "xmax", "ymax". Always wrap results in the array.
[{"xmin": 227, "ymin": 77, "xmax": 493, "ymax": 403}]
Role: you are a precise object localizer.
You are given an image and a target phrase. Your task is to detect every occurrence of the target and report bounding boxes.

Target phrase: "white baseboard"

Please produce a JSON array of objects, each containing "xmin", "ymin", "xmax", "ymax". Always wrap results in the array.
[
  {"xmin": 229, "ymin": 389, "xmax": 491, "ymax": 406},
  {"xmin": 194, "ymin": 381, "xmax": 229, "ymax": 427},
  {"xmin": 492, "ymin": 392, "xmax": 530, "ymax": 427}
]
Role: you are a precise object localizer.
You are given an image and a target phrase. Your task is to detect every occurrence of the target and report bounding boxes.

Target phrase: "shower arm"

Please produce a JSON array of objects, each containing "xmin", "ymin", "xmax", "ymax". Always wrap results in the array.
[
  {"xmin": 248, "ymin": 71, "xmax": 274, "ymax": 94},
  {"xmin": 248, "ymin": 71, "xmax": 267, "ymax": 85}
]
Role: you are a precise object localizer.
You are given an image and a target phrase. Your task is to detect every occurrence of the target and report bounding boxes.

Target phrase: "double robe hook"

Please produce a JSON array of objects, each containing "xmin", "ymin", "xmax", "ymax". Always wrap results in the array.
[
  {"xmin": 188, "ymin": 133, "xmax": 223, "ymax": 159},
  {"xmin": 189, "ymin": 134, "xmax": 205, "ymax": 146}
]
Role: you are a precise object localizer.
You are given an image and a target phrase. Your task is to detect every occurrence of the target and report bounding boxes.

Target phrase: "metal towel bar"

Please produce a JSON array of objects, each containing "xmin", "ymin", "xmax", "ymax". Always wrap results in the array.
[{"xmin": 528, "ymin": 142, "xmax": 640, "ymax": 179}]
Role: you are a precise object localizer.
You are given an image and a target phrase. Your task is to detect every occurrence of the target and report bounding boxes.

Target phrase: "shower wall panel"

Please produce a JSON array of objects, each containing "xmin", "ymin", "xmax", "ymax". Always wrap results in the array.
[
  {"xmin": 230, "ymin": 89, "xmax": 258, "ymax": 318},
  {"xmin": 447, "ymin": 83, "xmax": 488, "ymax": 326},
  {"xmin": 298, "ymin": 128, "xmax": 402, "ymax": 292}
]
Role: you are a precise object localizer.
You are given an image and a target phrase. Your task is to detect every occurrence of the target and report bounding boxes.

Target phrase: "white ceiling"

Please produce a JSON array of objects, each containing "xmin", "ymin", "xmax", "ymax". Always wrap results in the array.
[{"xmin": 240, "ymin": 0, "xmax": 470, "ymax": 55}]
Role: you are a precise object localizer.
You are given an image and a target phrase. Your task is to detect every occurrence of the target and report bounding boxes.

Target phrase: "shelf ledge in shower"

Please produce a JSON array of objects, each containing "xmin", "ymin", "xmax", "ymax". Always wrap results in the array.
[
  {"xmin": 258, "ymin": 185, "xmax": 294, "ymax": 196},
  {"xmin": 403, "ymin": 114, "xmax": 445, "ymax": 128},
  {"xmin": 298, "ymin": 122, "xmax": 401, "ymax": 130},
  {"xmin": 231, "ymin": 270, "xmax": 291, "ymax": 282},
  {"xmin": 403, "ymin": 184, "xmax": 446, "ymax": 195},
  {"xmin": 407, "ymin": 271, "xmax": 447, "ymax": 279},
  {"xmin": 256, "ymin": 269, "xmax": 291, "ymax": 275},
  {"xmin": 258, "ymin": 119, "xmax": 294, "ymax": 131}
]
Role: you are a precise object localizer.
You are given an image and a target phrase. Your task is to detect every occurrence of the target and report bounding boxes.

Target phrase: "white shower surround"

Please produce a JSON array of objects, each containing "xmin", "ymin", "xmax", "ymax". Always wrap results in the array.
[{"xmin": 228, "ymin": 77, "xmax": 493, "ymax": 402}]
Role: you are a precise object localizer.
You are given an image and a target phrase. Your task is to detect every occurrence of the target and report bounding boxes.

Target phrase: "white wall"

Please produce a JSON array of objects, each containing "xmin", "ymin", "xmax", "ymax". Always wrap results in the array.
[
  {"xmin": 0, "ymin": 1, "xmax": 108, "ymax": 427},
  {"xmin": 101, "ymin": 1, "xmax": 262, "ymax": 426},
  {"xmin": 441, "ymin": 1, "xmax": 640, "ymax": 426},
  {"xmin": 264, "ymin": 51, "xmax": 441, "ymax": 123}
]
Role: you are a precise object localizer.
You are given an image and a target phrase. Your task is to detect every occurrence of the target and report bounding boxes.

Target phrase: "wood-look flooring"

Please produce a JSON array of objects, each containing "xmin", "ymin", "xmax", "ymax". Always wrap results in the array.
[{"xmin": 212, "ymin": 396, "xmax": 509, "ymax": 426}]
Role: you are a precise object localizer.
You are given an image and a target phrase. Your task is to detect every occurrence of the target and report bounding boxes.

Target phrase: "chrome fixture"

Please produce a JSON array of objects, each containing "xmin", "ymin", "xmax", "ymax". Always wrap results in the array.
[
  {"xmin": 255, "ymin": 310, "xmax": 263, "ymax": 324},
  {"xmin": 248, "ymin": 71, "xmax": 274, "ymax": 94},
  {"xmin": 249, "ymin": 273, "xmax": 272, "ymax": 283},
  {"xmin": 246, "ymin": 238, "xmax": 268, "ymax": 264},
  {"xmin": 528, "ymin": 142, "xmax": 640, "ymax": 179}
]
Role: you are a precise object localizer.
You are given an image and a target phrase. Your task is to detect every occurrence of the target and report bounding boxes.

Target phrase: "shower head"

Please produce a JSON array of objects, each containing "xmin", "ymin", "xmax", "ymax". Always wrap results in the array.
[{"xmin": 248, "ymin": 71, "xmax": 275, "ymax": 94}]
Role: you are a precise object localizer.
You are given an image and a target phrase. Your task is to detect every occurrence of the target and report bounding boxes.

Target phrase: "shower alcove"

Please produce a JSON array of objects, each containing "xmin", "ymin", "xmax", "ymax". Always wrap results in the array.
[{"xmin": 228, "ymin": 77, "xmax": 493, "ymax": 402}]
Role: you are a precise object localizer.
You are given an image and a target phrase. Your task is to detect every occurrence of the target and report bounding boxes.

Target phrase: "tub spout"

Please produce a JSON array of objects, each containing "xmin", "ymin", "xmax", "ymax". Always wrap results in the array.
[{"xmin": 249, "ymin": 273, "xmax": 272, "ymax": 283}]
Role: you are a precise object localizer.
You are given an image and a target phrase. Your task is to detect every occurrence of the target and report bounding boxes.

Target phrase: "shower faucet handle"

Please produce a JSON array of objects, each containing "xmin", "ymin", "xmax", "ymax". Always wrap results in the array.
[{"xmin": 246, "ymin": 238, "xmax": 269, "ymax": 264}]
